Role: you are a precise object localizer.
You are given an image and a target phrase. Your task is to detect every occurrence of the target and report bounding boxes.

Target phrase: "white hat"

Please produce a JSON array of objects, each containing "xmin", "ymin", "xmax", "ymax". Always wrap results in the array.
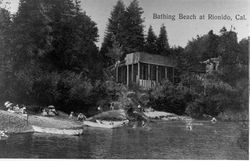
[
  {"xmin": 48, "ymin": 105, "xmax": 55, "ymax": 108},
  {"xmin": 4, "ymin": 101, "xmax": 13, "ymax": 108},
  {"xmin": 4, "ymin": 101, "xmax": 10, "ymax": 106}
]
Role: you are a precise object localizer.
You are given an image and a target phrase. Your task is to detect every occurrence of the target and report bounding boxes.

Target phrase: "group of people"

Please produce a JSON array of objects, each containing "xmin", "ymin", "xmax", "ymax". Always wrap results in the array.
[
  {"xmin": 69, "ymin": 111, "xmax": 87, "ymax": 121},
  {"xmin": 96, "ymin": 103, "xmax": 114, "ymax": 113},
  {"xmin": 4, "ymin": 101, "xmax": 27, "ymax": 114},
  {"xmin": 41, "ymin": 105, "xmax": 58, "ymax": 116}
]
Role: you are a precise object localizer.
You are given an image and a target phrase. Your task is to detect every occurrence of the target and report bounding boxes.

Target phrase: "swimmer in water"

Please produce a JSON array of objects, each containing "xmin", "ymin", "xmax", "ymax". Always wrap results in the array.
[{"xmin": 211, "ymin": 117, "xmax": 217, "ymax": 124}]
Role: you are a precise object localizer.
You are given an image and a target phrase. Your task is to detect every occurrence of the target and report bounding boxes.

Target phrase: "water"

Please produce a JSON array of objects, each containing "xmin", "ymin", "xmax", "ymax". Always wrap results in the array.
[{"xmin": 0, "ymin": 120, "xmax": 248, "ymax": 159}]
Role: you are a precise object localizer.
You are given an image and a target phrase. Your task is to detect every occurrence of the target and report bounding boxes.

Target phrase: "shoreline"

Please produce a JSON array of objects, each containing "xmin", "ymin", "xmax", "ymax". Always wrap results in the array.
[
  {"xmin": 1, "ymin": 109, "xmax": 248, "ymax": 134},
  {"xmin": 0, "ymin": 110, "xmax": 83, "ymax": 134}
]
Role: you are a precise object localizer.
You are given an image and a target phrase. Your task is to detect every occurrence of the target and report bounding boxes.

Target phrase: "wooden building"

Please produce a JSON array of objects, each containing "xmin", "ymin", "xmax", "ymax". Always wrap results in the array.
[{"xmin": 114, "ymin": 52, "xmax": 177, "ymax": 88}]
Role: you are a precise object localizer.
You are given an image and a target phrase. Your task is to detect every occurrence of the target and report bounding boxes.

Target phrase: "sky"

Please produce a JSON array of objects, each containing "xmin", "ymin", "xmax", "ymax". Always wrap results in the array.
[{"xmin": 2, "ymin": 0, "xmax": 250, "ymax": 48}]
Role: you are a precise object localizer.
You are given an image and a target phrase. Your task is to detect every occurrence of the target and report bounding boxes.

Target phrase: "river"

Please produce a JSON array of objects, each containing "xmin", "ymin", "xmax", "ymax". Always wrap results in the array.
[{"xmin": 0, "ymin": 120, "xmax": 248, "ymax": 159}]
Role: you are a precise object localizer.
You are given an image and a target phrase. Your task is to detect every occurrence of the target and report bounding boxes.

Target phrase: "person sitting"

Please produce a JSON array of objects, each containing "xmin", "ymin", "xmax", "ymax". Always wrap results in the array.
[
  {"xmin": 51, "ymin": 108, "xmax": 58, "ymax": 116},
  {"xmin": 69, "ymin": 111, "xmax": 74, "ymax": 119},
  {"xmin": 4, "ymin": 101, "xmax": 13, "ymax": 111},
  {"xmin": 138, "ymin": 104, "xmax": 143, "ymax": 112},
  {"xmin": 77, "ymin": 113, "xmax": 87, "ymax": 121},
  {"xmin": 4, "ymin": 101, "xmax": 12, "ymax": 109},
  {"xmin": 41, "ymin": 109, "xmax": 48, "ymax": 116},
  {"xmin": 13, "ymin": 104, "xmax": 20, "ymax": 111},
  {"xmin": 47, "ymin": 105, "xmax": 57, "ymax": 116},
  {"xmin": 20, "ymin": 107, "xmax": 27, "ymax": 114},
  {"xmin": 97, "ymin": 106, "xmax": 102, "ymax": 112},
  {"xmin": 7, "ymin": 104, "xmax": 15, "ymax": 113}
]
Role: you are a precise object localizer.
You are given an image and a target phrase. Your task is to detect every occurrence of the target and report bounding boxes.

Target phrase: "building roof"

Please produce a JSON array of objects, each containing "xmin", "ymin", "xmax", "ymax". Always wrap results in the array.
[{"xmin": 125, "ymin": 52, "xmax": 177, "ymax": 67}]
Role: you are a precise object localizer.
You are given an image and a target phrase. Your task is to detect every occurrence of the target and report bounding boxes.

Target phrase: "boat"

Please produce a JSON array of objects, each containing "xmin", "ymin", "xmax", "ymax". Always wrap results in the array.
[
  {"xmin": 83, "ymin": 119, "xmax": 129, "ymax": 129},
  {"xmin": 32, "ymin": 125, "xmax": 84, "ymax": 136}
]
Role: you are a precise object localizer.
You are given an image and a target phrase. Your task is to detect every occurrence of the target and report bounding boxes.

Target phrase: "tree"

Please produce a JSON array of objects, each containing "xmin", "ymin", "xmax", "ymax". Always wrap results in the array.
[
  {"xmin": 202, "ymin": 30, "xmax": 219, "ymax": 60},
  {"xmin": 101, "ymin": 0, "xmax": 144, "ymax": 61},
  {"xmin": 44, "ymin": 0, "xmax": 99, "ymax": 73},
  {"xmin": 217, "ymin": 28, "xmax": 241, "ymax": 86},
  {"xmin": 144, "ymin": 25, "xmax": 157, "ymax": 54},
  {"xmin": 238, "ymin": 38, "xmax": 249, "ymax": 65},
  {"xmin": 100, "ymin": 0, "xmax": 126, "ymax": 66},
  {"xmin": 100, "ymin": 32, "xmax": 113, "ymax": 67},
  {"xmin": 123, "ymin": 0, "xmax": 144, "ymax": 54},
  {"xmin": 157, "ymin": 24, "xmax": 170, "ymax": 56},
  {"xmin": 106, "ymin": 40, "xmax": 124, "ymax": 65},
  {"xmin": 0, "ymin": 7, "xmax": 13, "ymax": 103},
  {"xmin": 0, "ymin": 0, "xmax": 102, "ymax": 109},
  {"xmin": 107, "ymin": 0, "xmax": 126, "ymax": 44},
  {"xmin": 0, "ymin": 7, "xmax": 12, "ymax": 69}
]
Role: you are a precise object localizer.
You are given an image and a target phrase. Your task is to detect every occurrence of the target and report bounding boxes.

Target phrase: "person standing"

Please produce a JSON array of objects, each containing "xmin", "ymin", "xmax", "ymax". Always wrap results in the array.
[
  {"xmin": 110, "ymin": 103, "xmax": 114, "ymax": 111},
  {"xmin": 69, "ymin": 111, "xmax": 74, "ymax": 119}
]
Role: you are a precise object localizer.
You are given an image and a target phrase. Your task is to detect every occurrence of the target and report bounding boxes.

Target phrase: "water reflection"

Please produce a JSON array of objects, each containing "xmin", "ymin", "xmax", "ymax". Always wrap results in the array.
[{"xmin": 0, "ymin": 121, "xmax": 248, "ymax": 159}]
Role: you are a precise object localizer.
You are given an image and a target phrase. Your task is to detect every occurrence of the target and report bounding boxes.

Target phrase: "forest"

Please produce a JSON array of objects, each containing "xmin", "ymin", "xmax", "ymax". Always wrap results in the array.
[{"xmin": 0, "ymin": 0, "xmax": 248, "ymax": 119}]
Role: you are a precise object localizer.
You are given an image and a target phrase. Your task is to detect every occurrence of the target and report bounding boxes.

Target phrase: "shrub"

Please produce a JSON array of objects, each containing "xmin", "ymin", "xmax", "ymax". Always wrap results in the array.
[{"xmin": 148, "ymin": 80, "xmax": 197, "ymax": 115}]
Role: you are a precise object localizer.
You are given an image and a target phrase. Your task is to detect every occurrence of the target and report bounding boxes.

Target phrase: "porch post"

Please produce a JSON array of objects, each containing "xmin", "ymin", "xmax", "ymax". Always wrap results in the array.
[
  {"xmin": 148, "ymin": 64, "xmax": 150, "ymax": 80},
  {"xmin": 165, "ymin": 67, "xmax": 168, "ymax": 80},
  {"xmin": 173, "ymin": 67, "xmax": 175, "ymax": 83},
  {"xmin": 138, "ymin": 62, "xmax": 140, "ymax": 84},
  {"xmin": 156, "ymin": 65, "xmax": 159, "ymax": 83},
  {"xmin": 116, "ymin": 66, "xmax": 118, "ymax": 82},
  {"xmin": 131, "ymin": 64, "xmax": 134, "ymax": 83},
  {"xmin": 127, "ymin": 65, "xmax": 129, "ymax": 86}
]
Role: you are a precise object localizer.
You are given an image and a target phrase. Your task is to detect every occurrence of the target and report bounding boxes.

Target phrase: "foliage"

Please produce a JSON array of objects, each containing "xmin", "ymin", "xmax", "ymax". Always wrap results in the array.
[
  {"xmin": 176, "ymin": 28, "xmax": 248, "ymax": 118},
  {"xmin": 144, "ymin": 25, "xmax": 157, "ymax": 54},
  {"xmin": 107, "ymin": 0, "xmax": 126, "ymax": 46},
  {"xmin": 0, "ymin": 0, "xmax": 103, "ymax": 114},
  {"xmin": 122, "ymin": 0, "xmax": 144, "ymax": 53},
  {"xmin": 156, "ymin": 24, "xmax": 170, "ymax": 56},
  {"xmin": 105, "ymin": 39, "xmax": 124, "ymax": 65},
  {"xmin": 100, "ymin": 32, "xmax": 113, "ymax": 67},
  {"xmin": 100, "ymin": 0, "xmax": 144, "ymax": 60},
  {"xmin": 100, "ymin": 0, "xmax": 126, "ymax": 66},
  {"xmin": 148, "ymin": 80, "xmax": 196, "ymax": 115}
]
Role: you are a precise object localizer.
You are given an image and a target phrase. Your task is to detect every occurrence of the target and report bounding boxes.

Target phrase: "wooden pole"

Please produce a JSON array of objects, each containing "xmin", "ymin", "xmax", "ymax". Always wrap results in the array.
[
  {"xmin": 116, "ymin": 66, "xmax": 118, "ymax": 82},
  {"xmin": 165, "ymin": 67, "xmax": 168, "ymax": 80},
  {"xmin": 156, "ymin": 66, "xmax": 159, "ymax": 83},
  {"xmin": 127, "ymin": 65, "xmax": 129, "ymax": 86},
  {"xmin": 26, "ymin": 113, "xmax": 29, "ymax": 126},
  {"xmin": 173, "ymin": 67, "xmax": 175, "ymax": 83},
  {"xmin": 148, "ymin": 64, "xmax": 150, "ymax": 80},
  {"xmin": 138, "ymin": 62, "xmax": 140, "ymax": 84},
  {"xmin": 131, "ymin": 64, "xmax": 134, "ymax": 83}
]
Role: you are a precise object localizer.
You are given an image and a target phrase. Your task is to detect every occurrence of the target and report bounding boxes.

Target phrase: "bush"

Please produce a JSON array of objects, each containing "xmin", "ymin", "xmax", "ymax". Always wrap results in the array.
[
  {"xmin": 148, "ymin": 80, "xmax": 197, "ymax": 115},
  {"xmin": 185, "ymin": 98, "xmax": 205, "ymax": 118}
]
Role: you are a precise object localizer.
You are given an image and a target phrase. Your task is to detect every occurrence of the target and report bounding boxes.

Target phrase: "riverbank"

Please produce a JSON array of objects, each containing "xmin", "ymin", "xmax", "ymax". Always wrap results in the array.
[
  {"xmin": 217, "ymin": 110, "xmax": 249, "ymax": 121},
  {"xmin": 0, "ymin": 110, "xmax": 83, "ymax": 133},
  {"xmin": 0, "ymin": 108, "xmax": 191, "ymax": 133},
  {"xmin": 143, "ymin": 109, "xmax": 193, "ymax": 121}
]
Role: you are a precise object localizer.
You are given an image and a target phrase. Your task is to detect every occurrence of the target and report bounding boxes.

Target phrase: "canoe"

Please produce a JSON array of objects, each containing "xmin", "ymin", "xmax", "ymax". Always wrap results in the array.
[
  {"xmin": 32, "ymin": 125, "xmax": 83, "ymax": 136},
  {"xmin": 83, "ymin": 120, "xmax": 129, "ymax": 129}
]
